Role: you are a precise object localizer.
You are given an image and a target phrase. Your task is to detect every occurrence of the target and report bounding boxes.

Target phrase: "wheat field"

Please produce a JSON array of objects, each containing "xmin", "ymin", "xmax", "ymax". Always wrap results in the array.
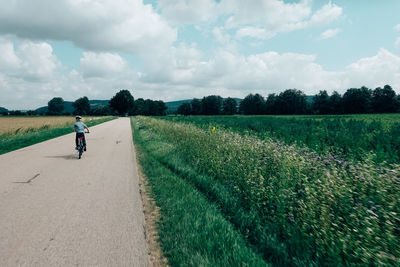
[{"xmin": 0, "ymin": 116, "xmax": 102, "ymax": 135}]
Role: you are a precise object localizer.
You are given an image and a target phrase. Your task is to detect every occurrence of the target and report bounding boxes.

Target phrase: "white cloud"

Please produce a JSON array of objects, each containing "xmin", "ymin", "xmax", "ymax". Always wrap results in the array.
[
  {"xmin": 221, "ymin": 0, "xmax": 312, "ymax": 29},
  {"xmin": 138, "ymin": 48, "xmax": 400, "ymax": 100},
  {"xmin": 0, "ymin": 38, "xmax": 20, "ymax": 70},
  {"xmin": 320, "ymin": 28, "xmax": 341, "ymax": 40},
  {"xmin": 80, "ymin": 52, "xmax": 128, "ymax": 78},
  {"xmin": 141, "ymin": 43, "xmax": 204, "ymax": 84},
  {"xmin": 154, "ymin": 0, "xmax": 342, "ymax": 40},
  {"xmin": 158, "ymin": 0, "xmax": 216, "ymax": 24},
  {"xmin": 197, "ymin": 50, "xmax": 342, "ymax": 94},
  {"xmin": 213, "ymin": 27, "xmax": 231, "ymax": 45},
  {"xmin": 236, "ymin": 27, "xmax": 276, "ymax": 40},
  {"xmin": 217, "ymin": 0, "xmax": 342, "ymax": 40},
  {"xmin": 309, "ymin": 2, "xmax": 343, "ymax": 26},
  {"xmin": 137, "ymin": 46, "xmax": 344, "ymax": 97},
  {"xmin": 394, "ymin": 24, "xmax": 400, "ymax": 32},
  {"xmin": 16, "ymin": 41, "xmax": 60, "ymax": 81},
  {"xmin": 1, "ymin": 37, "xmax": 400, "ymax": 110},
  {"xmin": 345, "ymin": 48, "xmax": 400, "ymax": 90},
  {"xmin": 0, "ymin": 0, "xmax": 177, "ymax": 54}
]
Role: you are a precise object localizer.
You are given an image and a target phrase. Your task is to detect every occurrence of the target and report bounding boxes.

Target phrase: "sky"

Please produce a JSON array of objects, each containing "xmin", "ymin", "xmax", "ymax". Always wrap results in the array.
[{"xmin": 0, "ymin": 0, "xmax": 400, "ymax": 109}]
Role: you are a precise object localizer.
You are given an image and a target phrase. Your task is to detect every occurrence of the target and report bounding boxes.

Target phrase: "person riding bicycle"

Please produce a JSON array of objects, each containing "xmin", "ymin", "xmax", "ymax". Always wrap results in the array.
[{"xmin": 74, "ymin": 116, "xmax": 89, "ymax": 151}]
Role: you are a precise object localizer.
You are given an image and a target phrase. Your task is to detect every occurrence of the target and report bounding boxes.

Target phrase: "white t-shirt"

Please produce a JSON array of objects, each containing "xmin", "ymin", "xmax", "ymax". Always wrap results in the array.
[{"xmin": 74, "ymin": 122, "xmax": 87, "ymax": 133}]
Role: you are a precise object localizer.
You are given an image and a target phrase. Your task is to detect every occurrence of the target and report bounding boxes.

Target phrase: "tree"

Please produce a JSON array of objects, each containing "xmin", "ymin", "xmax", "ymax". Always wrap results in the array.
[
  {"xmin": 275, "ymin": 89, "xmax": 307, "ymax": 114},
  {"xmin": 73, "ymin": 96, "xmax": 90, "ymax": 115},
  {"xmin": 9, "ymin": 110, "xmax": 23, "ymax": 116},
  {"xmin": 109, "ymin": 90, "xmax": 134, "ymax": 116},
  {"xmin": 329, "ymin": 91, "xmax": 343, "ymax": 114},
  {"xmin": 239, "ymin": 93, "xmax": 265, "ymax": 115},
  {"xmin": 132, "ymin": 98, "xmax": 145, "ymax": 115},
  {"xmin": 201, "ymin": 95, "xmax": 223, "ymax": 115},
  {"xmin": 0, "ymin": 107, "xmax": 9, "ymax": 115},
  {"xmin": 146, "ymin": 100, "xmax": 154, "ymax": 115},
  {"xmin": 91, "ymin": 105, "xmax": 112, "ymax": 115},
  {"xmin": 191, "ymin": 98, "xmax": 202, "ymax": 115},
  {"xmin": 342, "ymin": 87, "xmax": 372, "ymax": 114},
  {"xmin": 222, "ymin": 97, "xmax": 237, "ymax": 115},
  {"xmin": 396, "ymin": 95, "xmax": 400, "ymax": 113},
  {"xmin": 177, "ymin": 102, "xmax": 192, "ymax": 115},
  {"xmin": 26, "ymin": 110, "xmax": 37, "ymax": 116},
  {"xmin": 371, "ymin": 85, "xmax": 398, "ymax": 113},
  {"xmin": 145, "ymin": 99, "xmax": 165, "ymax": 116},
  {"xmin": 48, "ymin": 97, "xmax": 65, "ymax": 115},
  {"xmin": 265, "ymin": 94, "xmax": 277, "ymax": 114},
  {"xmin": 313, "ymin": 90, "xmax": 331, "ymax": 114},
  {"xmin": 130, "ymin": 99, "xmax": 167, "ymax": 116},
  {"xmin": 155, "ymin": 101, "xmax": 167, "ymax": 116}
]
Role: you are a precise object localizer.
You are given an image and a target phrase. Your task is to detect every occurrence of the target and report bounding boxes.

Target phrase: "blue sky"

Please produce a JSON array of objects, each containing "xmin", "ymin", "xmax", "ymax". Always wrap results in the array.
[{"xmin": 0, "ymin": 0, "xmax": 400, "ymax": 109}]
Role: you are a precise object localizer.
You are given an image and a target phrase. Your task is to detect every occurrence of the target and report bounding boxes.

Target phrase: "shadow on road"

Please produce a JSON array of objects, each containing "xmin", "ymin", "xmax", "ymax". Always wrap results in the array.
[{"xmin": 45, "ymin": 154, "xmax": 78, "ymax": 160}]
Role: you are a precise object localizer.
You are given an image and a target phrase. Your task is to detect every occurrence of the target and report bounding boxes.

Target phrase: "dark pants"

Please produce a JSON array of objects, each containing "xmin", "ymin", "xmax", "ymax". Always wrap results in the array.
[{"xmin": 75, "ymin": 132, "xmax": 86, "ymax": 147}]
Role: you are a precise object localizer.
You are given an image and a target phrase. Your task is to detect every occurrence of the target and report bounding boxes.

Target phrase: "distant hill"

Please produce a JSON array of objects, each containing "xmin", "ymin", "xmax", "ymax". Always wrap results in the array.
[
  {"xmin": 165, "ymin": 99, "xmax": 192, "ymax": 113},
  {"xmin": 36, "ymin": 100, "xmax": 109, "ymax": 114},
  {"xmin": 88, "ymin": 100, "xmax": 109, "ymax": 109},
  {"xmin": 0, "ymin": 107, "xmax": 8, "ymax": 114},
  {"xmin": 35, "ymin": 102, "xmax": 73, "ymax": 114},
  {"xmin": 89, "ymin": 100, "xmax": 109, "ymax": 106}
]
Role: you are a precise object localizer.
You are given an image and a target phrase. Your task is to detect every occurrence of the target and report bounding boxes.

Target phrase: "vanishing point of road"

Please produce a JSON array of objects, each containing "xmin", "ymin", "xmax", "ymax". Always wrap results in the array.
[{"xmin": 0, "ymin": 118, "xmax": 149, "ymax": 266}]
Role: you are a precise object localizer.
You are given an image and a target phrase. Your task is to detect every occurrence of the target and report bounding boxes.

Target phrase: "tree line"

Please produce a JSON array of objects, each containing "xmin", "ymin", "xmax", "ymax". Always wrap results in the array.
[
  {"xmin": 1, "ymin": 90, "xmax": 167, "ymax": 116},
  {"xmin": 177, "ymin": 96, "xmax": 239, "ymax": 115},
  {"xmin": 177, "ymin": 85, "xmax": 400, "ymax": 115},
  {"xmin": 2, "ymin": 85, "xmax": 399, "ymax": 117}
]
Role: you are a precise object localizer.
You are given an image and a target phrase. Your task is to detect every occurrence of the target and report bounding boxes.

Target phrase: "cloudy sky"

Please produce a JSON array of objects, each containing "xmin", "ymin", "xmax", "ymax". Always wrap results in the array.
[{"xmin": 0, "ymin": 0, "xmax": 400, "ymax": 109}]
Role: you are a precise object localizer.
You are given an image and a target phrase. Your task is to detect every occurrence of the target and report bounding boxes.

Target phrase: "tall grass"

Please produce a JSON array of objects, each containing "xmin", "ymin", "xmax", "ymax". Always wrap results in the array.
[
  {"xmin": 0, "ymin": 117, "xmax": 115, "ymax": 154},
  {"xmin": 161, "ymin": 115, "xmax": 400, "ymax": 164},
  {"xmin": 136, "ymin": 116, "xmax": 400, "ymax": 266},
  {"xmin": 132, "ymin": 118, "xmax": 268, "ymax": 266}
]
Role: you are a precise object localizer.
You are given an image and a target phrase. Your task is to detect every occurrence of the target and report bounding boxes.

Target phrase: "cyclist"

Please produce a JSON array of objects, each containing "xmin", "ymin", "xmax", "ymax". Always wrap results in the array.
[{"xmin": 74, "ymin": 116, "xmax": 89, "ymax": 151}]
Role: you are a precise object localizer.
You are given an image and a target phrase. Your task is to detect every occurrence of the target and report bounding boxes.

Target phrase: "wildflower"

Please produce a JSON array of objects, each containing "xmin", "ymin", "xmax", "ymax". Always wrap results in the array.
[{"xmin": 211, "ymin": 126, "xmax": 216, "ymax": 132}]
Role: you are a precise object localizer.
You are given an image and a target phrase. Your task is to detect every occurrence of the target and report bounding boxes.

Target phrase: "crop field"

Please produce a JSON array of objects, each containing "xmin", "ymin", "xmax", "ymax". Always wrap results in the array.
[
  {"xmin": 133, "ymin": 115, "xmax": 400, "ymax": 266},
  {"xmin": 161, "ymin": 114, "xmax": 400, "ymax": 164},
  {"xmin": 0, "ymin": 116, "xmax": 104, "ymax": 135}
]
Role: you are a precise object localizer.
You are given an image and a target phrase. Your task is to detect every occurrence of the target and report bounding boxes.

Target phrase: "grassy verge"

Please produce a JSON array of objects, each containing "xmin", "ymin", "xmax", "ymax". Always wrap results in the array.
[
  {"xmin": 131, "ymin": 117, "xmax": 269, "ymax": 267},
  {"xmin": 135, "ymin": 116, "xmax": 400, "ymax": 266},
  {"xmin": 0, "ymin": 117, "xmax": 116, "ymax": 155}
]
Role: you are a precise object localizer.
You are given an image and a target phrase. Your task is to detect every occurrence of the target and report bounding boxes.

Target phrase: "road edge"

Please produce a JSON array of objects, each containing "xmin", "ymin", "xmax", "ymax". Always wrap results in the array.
[{"xmin": 131, "ymin": 120, "xmax": 169, "ymax": 267}]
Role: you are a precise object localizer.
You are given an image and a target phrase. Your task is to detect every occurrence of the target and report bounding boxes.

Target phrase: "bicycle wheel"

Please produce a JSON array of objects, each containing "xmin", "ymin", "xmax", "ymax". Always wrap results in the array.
[{"xmin": 78, "ymin": 139, "xmax": 83, "ymax": 159}]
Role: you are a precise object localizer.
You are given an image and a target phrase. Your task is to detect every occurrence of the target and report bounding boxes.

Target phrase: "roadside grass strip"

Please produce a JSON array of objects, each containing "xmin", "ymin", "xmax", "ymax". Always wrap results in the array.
[
  {"xmin": 134, "ymin": 116, "xmax": 400, "ymax": 266},
  {"xmin": 131, "ymin": 118, "xmax": 268, "ymax": 267},
  {"xmin": 0, "ymin": 117, "xmax": 116, "ymax": 155}
]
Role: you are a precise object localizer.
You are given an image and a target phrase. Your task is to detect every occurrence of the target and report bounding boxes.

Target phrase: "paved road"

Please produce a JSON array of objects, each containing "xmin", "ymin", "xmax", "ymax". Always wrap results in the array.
[{"xmin": 0, "ymin": 118, "xmax": 149, "ymax": 266}]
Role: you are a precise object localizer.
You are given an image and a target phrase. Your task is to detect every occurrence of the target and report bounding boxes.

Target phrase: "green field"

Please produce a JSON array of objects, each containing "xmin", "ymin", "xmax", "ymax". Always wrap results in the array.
[
  {"xmin": 160, "ymin": 114, "xmax": 400, "ymax": 164},
  {"xmin": 133, "ymin": 115, "xmax": 400, "ymax": 266}
]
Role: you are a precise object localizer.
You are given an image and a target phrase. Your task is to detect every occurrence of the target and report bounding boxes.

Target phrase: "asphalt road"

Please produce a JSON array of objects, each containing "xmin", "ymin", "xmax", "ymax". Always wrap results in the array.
[{"xmin": 0, "ymin": 118, "xmax": 149, "ymax": 266}]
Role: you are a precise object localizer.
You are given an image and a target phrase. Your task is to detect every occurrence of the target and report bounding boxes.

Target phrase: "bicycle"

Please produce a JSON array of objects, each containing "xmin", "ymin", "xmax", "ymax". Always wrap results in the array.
[{"xmin": 77, "ymin": 130, "xmax": 89, "ymax": 159}]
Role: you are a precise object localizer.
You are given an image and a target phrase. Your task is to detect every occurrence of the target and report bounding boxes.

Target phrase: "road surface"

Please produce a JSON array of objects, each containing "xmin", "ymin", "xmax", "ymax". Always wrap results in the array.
[{"xmin": 0, "ymin": 118, "xmax": 149, "ymax": 266}]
